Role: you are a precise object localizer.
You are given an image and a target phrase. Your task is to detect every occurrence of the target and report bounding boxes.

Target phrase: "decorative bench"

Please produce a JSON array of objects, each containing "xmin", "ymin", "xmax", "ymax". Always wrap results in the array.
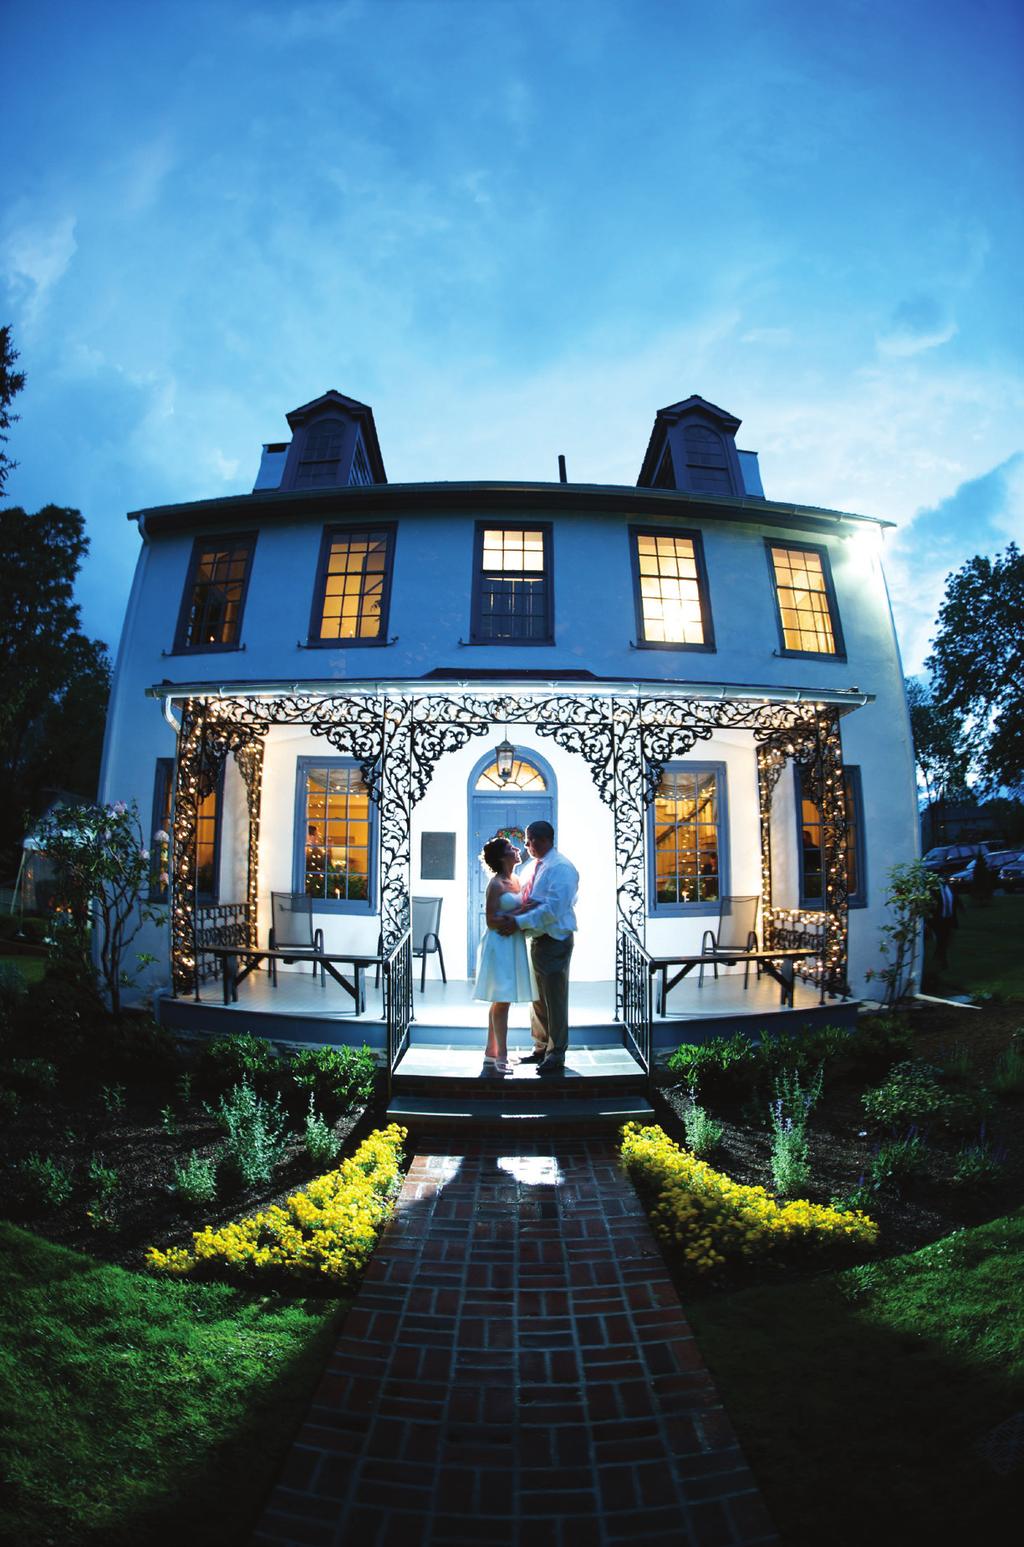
[
  {"xmin": 647, "ymin": 947, "xmax": 822, "ymax": 1014},
  {"xmin": 202, "ymin": 944, "xmax": 382, "ymax": 1013}
]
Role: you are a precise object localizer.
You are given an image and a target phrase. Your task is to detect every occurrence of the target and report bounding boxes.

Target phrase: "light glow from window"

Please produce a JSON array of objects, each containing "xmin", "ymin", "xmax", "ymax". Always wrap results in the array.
[
  {"xmin": 636, "ymin": 533, "xmax": 705, "ymax": 644},
  {"xmin": 770, "ymin": 546, "xmax": 837, "ymax": 654}
]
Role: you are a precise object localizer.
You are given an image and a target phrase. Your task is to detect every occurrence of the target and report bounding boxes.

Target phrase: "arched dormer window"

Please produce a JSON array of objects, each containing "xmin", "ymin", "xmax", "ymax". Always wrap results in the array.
[
  {"xmin": 294, "ymin": 420, "xmax": 346, "ymax": 487},
  {"xmin": 683, "ymin": 424, "xmax": 733, "ymax": 494}
]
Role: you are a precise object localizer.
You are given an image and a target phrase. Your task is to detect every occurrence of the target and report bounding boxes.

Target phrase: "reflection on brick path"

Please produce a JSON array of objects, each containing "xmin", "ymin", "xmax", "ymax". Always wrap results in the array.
[{"xmin": 252, "ymin": 1136, "xmax": 777, "ymax": 1546}]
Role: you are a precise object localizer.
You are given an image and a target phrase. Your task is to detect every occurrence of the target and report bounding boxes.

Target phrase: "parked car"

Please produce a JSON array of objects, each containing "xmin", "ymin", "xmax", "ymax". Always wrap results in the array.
[
  {"xmin": 949, "ymin": 849, "xmax": 1024, "ymax": 890},
  {"xmin": 997, "ymin": 855, "xmax": 1024, "ymax": 893},
  {"xmin": 922, "ymin": 842, "xmax": 1003, "ymax": 878}
]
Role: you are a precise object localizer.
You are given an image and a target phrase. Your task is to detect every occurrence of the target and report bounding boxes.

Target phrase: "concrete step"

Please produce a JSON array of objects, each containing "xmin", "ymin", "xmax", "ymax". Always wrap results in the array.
[
  {"xmin": 392, "ymin": 1043, "xmax": 646, "ymax": 1095},
  {"xmin": 386, "ymin": 1092, "xmax": 656, "ymax": 1132}
]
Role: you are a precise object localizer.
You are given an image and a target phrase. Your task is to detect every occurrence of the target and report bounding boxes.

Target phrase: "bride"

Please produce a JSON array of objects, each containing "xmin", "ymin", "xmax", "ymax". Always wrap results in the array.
[{"xmin": 474, "ymin": 836, "xmax": 538, "ymax": 1073}]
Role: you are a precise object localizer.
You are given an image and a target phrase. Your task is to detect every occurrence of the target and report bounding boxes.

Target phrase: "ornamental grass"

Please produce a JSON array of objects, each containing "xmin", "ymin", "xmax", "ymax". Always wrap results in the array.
[
  {"xmin": 619, "ymin": 1122, "xmax": 877, "ymax": 1275},
  {"xmin": 146, "ymin": 1124, "xmax": 406, "ymax": 1287}
]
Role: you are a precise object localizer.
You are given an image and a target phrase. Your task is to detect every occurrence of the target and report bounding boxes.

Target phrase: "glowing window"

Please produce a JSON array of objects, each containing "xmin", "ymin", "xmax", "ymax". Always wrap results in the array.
[
  {"xmin": 300, "ymin": 763, "xmax": 372, "ymax": 905},
  {"xmin": 176, "ymin": 534, "xmax": 255, "ymax": 650},
  {"xmin": 651, "ymin": 767, "xmax": 722, "ymax": 908},
  {"xmin": 769, "ymin": 543, "xmax": 840, "ymax": 655},
  {"xmin": 474, "ymin": 758, "xmax": 547, "ymax": 791},
  {"xmin": 472, "ymin": 525, "xmax": 552, "ymax": 643},
  {"xmin": 798, "ymin": 766, "xmax": 864, "ymax": 907},
  {"xmin": 313, "ymin": 527, "xmax": 393, "ymax": 643},
  {"xmin": 195, "ymin": 784, "xmax": 220, "ymax": 902},
  {"xmin": 633, "ymin": 530, "xmax": 711, "ymax": 647}
]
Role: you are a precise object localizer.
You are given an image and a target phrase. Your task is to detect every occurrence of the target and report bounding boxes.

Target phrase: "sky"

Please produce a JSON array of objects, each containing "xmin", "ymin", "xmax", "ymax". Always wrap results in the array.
[{"xmin": 3, "ymin": 0, "xmax": 1022, "ymax": 676}]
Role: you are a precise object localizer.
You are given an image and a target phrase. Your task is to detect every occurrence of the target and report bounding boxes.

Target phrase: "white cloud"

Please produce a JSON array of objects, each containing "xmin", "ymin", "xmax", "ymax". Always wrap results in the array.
[
  {"xmin": 876, "ymin": 295, "xmax": 957, "ymax": 357},
  {"xmin": 1, "ymin": 211, "xmax": 77, "ymax": 327}
]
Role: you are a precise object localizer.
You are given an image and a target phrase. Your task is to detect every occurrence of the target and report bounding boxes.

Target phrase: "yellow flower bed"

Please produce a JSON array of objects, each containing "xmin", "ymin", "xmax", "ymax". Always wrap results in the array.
[
  {"xmin": 619, "ymin": 1122, "xmax": 877, "ymax": 1274},
  {"xmin": 146, "ymin": 1124, "xmax": 407, "ymax": 1285}
]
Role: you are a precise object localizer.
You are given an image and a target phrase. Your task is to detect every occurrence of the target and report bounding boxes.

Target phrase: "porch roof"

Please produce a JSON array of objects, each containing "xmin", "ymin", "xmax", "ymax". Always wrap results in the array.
[{"xmin": 146, "ymin": 674, "xmax": 873, "ymax": 712}]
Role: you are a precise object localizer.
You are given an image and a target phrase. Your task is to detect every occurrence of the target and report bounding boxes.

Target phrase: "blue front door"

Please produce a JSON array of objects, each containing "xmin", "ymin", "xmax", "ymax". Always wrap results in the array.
[{"xmin": 468, "ymin": 792, "xmax": 553, "ymax": 975}]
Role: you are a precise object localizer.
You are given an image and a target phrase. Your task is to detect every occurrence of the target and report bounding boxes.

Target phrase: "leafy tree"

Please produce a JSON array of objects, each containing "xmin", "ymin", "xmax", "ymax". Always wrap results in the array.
[
  {"xmin": 926, "ymin": 544, "xmax": 1024, "ymax": 792},
  {"xmin": 36, "ymin": 799, "xmax": 165, "ymax": 1016},
  {"xmin": 0, "ymin": 325, "xmax": 26, "ymax": 496},
  {"xmin": 906, "ymin": 676, "xmax": 971, "ymax": 816},
  {"xmin": 0, "ymin": 505, "xmax": 110, "ymax": 873}
]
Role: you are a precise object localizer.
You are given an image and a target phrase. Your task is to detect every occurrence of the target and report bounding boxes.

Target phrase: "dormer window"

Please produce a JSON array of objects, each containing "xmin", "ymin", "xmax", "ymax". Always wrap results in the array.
[
  {"xmin": 684, "ymin": 425, "xmax": 732, "ymax": 494},
  {"xmin": 295, "ymin": 422, "xmax": 346, "ymax": 488}
]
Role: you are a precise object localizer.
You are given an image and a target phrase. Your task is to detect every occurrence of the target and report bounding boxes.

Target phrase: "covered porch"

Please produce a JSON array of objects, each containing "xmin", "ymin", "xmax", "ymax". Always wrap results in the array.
[{"xmin": 155, "ymin": 677, "xmax": 868, "ymax": 1076}]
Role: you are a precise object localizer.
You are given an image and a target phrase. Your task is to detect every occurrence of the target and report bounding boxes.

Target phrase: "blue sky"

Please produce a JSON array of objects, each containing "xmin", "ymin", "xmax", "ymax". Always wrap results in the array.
[{"xmin": 3, "ymin": 0, "xmax": 1022, "ymax": 674}]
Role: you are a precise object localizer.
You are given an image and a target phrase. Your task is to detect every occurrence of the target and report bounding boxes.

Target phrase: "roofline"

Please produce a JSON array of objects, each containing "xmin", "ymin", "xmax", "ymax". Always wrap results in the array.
[
  {"xmin": 129, "ymin": 480, "xmax": 894, "ymax": 536},
  {"xmin": 145, "ymin": 674, "xmax": 874, "ymax": 710}
]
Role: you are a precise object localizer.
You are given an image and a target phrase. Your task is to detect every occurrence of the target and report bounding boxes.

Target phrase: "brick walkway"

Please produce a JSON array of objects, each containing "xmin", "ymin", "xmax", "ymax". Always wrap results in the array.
[{"xmin": 251, "ymin": 1137, "xmax": 776, "ymax": 1546}]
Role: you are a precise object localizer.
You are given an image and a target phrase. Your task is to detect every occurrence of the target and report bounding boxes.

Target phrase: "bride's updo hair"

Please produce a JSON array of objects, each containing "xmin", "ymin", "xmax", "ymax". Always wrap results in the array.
[{"xmin": 482, "ymin": 837, "xmax": 509, "ymax": 874}]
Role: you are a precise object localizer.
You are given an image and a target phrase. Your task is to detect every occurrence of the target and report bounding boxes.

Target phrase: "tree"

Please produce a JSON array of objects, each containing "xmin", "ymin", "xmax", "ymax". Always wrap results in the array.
[
  {"xmin": 866, "ymin": 861, "xmax": 939, "ymax": 1007},
  {"xmin": 36, "ymin": 799, "xmax": 165, "ymax": 1015},
  {"xmin": 926, "ymin": 544, "xmax": 1024, "ymax": 792},
  {"xmin": 905, "ymin": 676, "xmax": 971, "ymax": 839},
  {"xmin": 0, "ymin": 505, "xmax": 111, "ymax": 874},
  {"xmin": 0, "ymin": 325, "xmax": 26, "ymax": 496}
]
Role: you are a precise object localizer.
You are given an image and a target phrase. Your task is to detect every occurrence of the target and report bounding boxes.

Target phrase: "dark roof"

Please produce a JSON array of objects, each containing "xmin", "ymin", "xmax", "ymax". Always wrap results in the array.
[
  {"xmin": 130, "ymin": 480, "xmax": 894, "ymax": 537},
  {"xmin": 637, "ymin": 395, "xmax": 742, "ymax": 486}
]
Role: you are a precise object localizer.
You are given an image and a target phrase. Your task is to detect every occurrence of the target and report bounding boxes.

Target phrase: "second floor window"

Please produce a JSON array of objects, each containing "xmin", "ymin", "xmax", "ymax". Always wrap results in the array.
[
  {"xmin": 472, "ymin": 524, "xmax": 553, "ymax": 643},
  {"xmin": 768, "ymin": 541, "xmax": 843, "ymax": 656},
  {"xmin": 631, "ymin": 528, "xmax": 713, "ymax": 649},
  {"xmin": 175, "ymin": 533, "xmax": 255, "ymax": 651},
  {"xmin": 311, "ymin": 525, "xmax": 394, "ymax": 644}
]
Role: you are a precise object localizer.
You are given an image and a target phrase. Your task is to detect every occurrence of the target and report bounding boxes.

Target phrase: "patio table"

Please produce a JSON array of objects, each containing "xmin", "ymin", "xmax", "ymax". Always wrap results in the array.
[
  {"xmin": 647, "ymin": 946, "xmax": 822, "ymax": 1014},
  {"xmin": 203, "ymin": 944, "xmax": 382, "ymax": 1013}
]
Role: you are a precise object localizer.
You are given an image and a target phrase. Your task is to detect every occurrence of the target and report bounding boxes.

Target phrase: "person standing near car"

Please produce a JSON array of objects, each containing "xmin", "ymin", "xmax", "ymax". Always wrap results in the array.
[{"xmin": 928, "ymin": 877, "xmax": 959, "ymax": 968}]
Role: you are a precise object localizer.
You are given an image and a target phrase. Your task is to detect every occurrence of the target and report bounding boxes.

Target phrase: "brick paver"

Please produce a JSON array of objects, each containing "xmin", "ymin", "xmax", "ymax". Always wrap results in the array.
[{"xmin": 251, "ymin": 1137, "xmax": 776, "ymax": 1546}]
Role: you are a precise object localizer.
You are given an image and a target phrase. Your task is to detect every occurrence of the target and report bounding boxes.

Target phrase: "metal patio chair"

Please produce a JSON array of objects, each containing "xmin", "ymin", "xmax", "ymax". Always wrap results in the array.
[
  {"xmin": 269, "ymin": 891, "xmax": 325, "ymax": 985},
  {"xmin": 412, "ymin": 895, "xmax": 447, "ymax": 993},
  {"xmin": 699, "ymin": 895, "xmax": 760, "ymax": 989}
]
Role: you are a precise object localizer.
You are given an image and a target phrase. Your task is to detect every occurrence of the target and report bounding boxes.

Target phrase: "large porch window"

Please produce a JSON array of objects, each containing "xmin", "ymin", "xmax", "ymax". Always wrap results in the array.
[
  {"xmin": 294, "ymin": 757, "xmax": 375, "ymax": 910},
  {"xmin": 649, "ymin": 763, "xmax": 726, "ymax": 913},
  {"xmin": 797, "ymin": 764, "xmax": 865, "ymax": 907}
]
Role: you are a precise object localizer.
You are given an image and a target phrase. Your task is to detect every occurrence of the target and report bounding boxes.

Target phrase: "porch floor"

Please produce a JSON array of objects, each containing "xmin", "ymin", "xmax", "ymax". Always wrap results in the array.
[{"xmin": 162, "ymin": 966, "xmax": 853, "ymax": 1051}]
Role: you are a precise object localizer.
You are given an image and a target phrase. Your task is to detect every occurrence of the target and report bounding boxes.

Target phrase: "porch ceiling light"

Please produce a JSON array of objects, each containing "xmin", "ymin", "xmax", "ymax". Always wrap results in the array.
[{"xmin": 496, "ymin": 736, "xmax": 516, "ymax": 782}]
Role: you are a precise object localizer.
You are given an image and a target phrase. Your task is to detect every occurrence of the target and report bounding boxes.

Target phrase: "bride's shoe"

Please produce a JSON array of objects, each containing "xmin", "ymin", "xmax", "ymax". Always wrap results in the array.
[{"xmin": 494, "ymin": 1058, "xmax": 512, "ymax": 1074}]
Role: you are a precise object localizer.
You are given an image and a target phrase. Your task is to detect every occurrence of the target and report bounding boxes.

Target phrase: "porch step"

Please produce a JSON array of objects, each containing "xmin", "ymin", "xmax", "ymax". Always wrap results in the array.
[
  {"xmin": 386, "ymin": 1092, "xmax": 656, "ymax": 1133},
  {"xmin": 391, "ymin": 1041, "xmax": 648, "ymax": 1094}
]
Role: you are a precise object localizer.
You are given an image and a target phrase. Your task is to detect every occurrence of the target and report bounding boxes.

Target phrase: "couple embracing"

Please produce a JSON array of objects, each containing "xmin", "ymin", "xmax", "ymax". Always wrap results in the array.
[{"xmin": 474, "ymin": 820, "xmax": 579, "ymax": 1077}]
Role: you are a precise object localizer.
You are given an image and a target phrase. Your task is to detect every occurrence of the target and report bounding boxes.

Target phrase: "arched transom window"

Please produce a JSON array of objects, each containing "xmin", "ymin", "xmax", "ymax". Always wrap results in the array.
[{"xmin": 475, "ymin": 755, "xmax": 547, "ymax": 791}]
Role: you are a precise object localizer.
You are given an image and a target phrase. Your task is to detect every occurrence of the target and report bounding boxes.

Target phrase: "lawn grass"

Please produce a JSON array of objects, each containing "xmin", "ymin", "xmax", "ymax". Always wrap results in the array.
[
  {"xmin": 687, "ymin": 1208, "xmax": 1024, "ymax": 1544},
  {"xmin": 923, "ymin": 893, "xmax": 1024, "ymax": 1000},
  {"xmin": 0, "ymin": 1221, "xmax": 349, "ymax": 1547},
  {"xmin": 0, "ymin": 952, "xmax": 47, "ymax": 986}
]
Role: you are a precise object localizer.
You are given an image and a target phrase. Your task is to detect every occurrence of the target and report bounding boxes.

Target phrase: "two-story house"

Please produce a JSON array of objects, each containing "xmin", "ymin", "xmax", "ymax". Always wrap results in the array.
[{"xmin": 99, "ymin": 389, "xmax": 919, "ymax": 1056}]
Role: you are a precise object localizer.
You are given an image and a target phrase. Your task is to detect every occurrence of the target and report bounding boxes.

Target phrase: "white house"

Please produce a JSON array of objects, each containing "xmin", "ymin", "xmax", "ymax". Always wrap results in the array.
[{"xmin": 99, "ymin": 389, "xmax": 918, "ymax": 1056}]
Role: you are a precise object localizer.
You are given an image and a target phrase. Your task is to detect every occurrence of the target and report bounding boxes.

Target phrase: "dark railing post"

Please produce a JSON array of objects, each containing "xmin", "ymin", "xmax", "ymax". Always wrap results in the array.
[
  {"xmin": 618, "ymin": 924, "xmax": 653, "ymax": 1080},
  {"xmin": 383, "ymin": 927, "xmax": 412, "ymax": 1099},
  {"xmin": 193, "ymin": 901, "xmax": 254, "ymax": 991}
]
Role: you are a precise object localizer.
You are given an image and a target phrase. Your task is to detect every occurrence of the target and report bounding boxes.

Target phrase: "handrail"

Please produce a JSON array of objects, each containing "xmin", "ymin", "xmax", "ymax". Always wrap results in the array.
[
  {"xmin": 618, "ymin": 924, "xmax": 653, "ymax": 1078},
  {"xmin": 382, "ymin": 926, "xmax": 413, "ymax": 1098}
]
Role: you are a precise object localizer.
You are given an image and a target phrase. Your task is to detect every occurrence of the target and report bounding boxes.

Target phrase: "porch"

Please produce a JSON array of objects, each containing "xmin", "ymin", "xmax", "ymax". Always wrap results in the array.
[{"xmin": 157, "ymin": 965, "xmax": 857, "ymax": 1058}]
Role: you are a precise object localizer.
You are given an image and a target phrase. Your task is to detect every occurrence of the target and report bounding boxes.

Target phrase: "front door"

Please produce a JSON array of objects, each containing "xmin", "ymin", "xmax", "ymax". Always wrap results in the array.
[{"xmin": 468, "ymin": 751, "xmax": 554, "ymax": 974}]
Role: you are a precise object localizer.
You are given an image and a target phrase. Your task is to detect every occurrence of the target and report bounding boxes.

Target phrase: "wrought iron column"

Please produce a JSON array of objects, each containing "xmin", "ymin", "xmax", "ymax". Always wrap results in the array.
[{"xmin": 379, "ymin": 694, "xmax": 414, "ymax": 952}]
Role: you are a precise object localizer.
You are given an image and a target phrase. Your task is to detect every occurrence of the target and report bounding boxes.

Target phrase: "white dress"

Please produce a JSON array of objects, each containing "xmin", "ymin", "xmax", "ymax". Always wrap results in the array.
[{"xmin": 473, "ymin": 891, "xmax": 537, "ymax": 1003}]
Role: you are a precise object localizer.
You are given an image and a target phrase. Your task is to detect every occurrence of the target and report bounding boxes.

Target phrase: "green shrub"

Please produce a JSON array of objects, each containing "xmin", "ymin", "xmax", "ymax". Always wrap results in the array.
[
  {"xmin": 667, "ymin": 1033, "xmax": 758, "ymax": 1099},
  {"xmin": 215, "ymin": 1081, "xmax": 289, "ymax": 1190},
  {"xmin": 938, "ymin": 1042, "xmax": 975, "ymax": 1082},
  {"xmin": 201, "ymin": 1032, "xmax": 284, "ymax": 1095},
  {"xmin": 99, "ymin": 1082, "xmax": 126, "ymax": 1117},
  {"xmin": 3, "ymin": 1057, "xmax": 58, "ymax": 1096},
  {"xmin": 844, "ymin": 1015, "xmax": 914, "ymax": 1074},
  {"xmin": 171, "ymin": 1150, "xmax": 219, "ymax": 1207},
  {"xmin": 18, "ymin": 1153, "xmax": 74, "ymax": 1211},
  {"xmin": 991, "ymin": 1040, "xmax": 1024, "ymax": 1098},
  {"xmin": 288, "ymin": 1043, "xmax": 376, "ymax": 1115},
  {"xmin": 952, "ymin": 1129, "xmax": 1006, "ymax": 1188},
  {"xmin": 681, "ymin": 1092, "xmax": 724, "ymax": 1158},
  {"xmin": 863, "ymin": 1060, "xmax": 991, "ymax": 1135},
  {"xmin": 303, "ymin": 1097, "xmax": 341, "ymax": 1168},
  {"xmin": 85, "ymin": 1157, "xmax": 120, "ymax": 1229},
  {"xmin": 758, "ymin": 1026, "xmax": 850, "ymax": 1079},
  {"xmin": 867, "ymin": 1132, "xmax": 929, "ymax": 1194}
]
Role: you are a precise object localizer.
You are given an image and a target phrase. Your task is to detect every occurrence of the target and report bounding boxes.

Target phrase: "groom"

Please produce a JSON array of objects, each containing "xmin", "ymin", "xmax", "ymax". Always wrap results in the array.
[{"xmin": 496, "ymin": 819, "xmax": 579, "ymax": 1077}]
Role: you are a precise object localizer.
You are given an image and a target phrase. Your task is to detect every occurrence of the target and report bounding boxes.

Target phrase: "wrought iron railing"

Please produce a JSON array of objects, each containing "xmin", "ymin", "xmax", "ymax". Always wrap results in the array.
[
  {"xmin": 619, "ymin": 924, "xmax": 653, "ymax": 1077},
  {"xmin": 194, "ymin": 902, "xmax": 253, "ymax": 990},
  {"xmin": 764, "ymin": 909, "xmax": 826, "ymax": 990},
  {"xmin": 383, "ymin": 927, "xmax": 413, "ymax": 1095}
]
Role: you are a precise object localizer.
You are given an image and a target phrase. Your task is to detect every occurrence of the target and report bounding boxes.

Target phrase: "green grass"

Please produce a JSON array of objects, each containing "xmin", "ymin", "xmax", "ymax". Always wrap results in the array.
[
  {"xmin": 923, "ymin": 893, "xmax": 1024, "ymax": 1000},
  {"xmin": 0, "ymin": 952, "xmax": 47, "ymax": 986},
  {"xmin": 0, "ymin": 1222, "xmax": 349, "ymax": 1547},
  {"xmin": 687, "ymin": 1208, "xmax": 1024, "ymax": 1543}
]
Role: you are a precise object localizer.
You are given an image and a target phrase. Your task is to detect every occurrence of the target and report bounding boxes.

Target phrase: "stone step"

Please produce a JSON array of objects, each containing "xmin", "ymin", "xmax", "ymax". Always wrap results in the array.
[
  {"xmin": 392, "ymin": 1043, "xmax": 646, "ymax": 1095},
  {"xmin": 386, "ymin": 1092, "xmax": 656, "ymax": 1132}
]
